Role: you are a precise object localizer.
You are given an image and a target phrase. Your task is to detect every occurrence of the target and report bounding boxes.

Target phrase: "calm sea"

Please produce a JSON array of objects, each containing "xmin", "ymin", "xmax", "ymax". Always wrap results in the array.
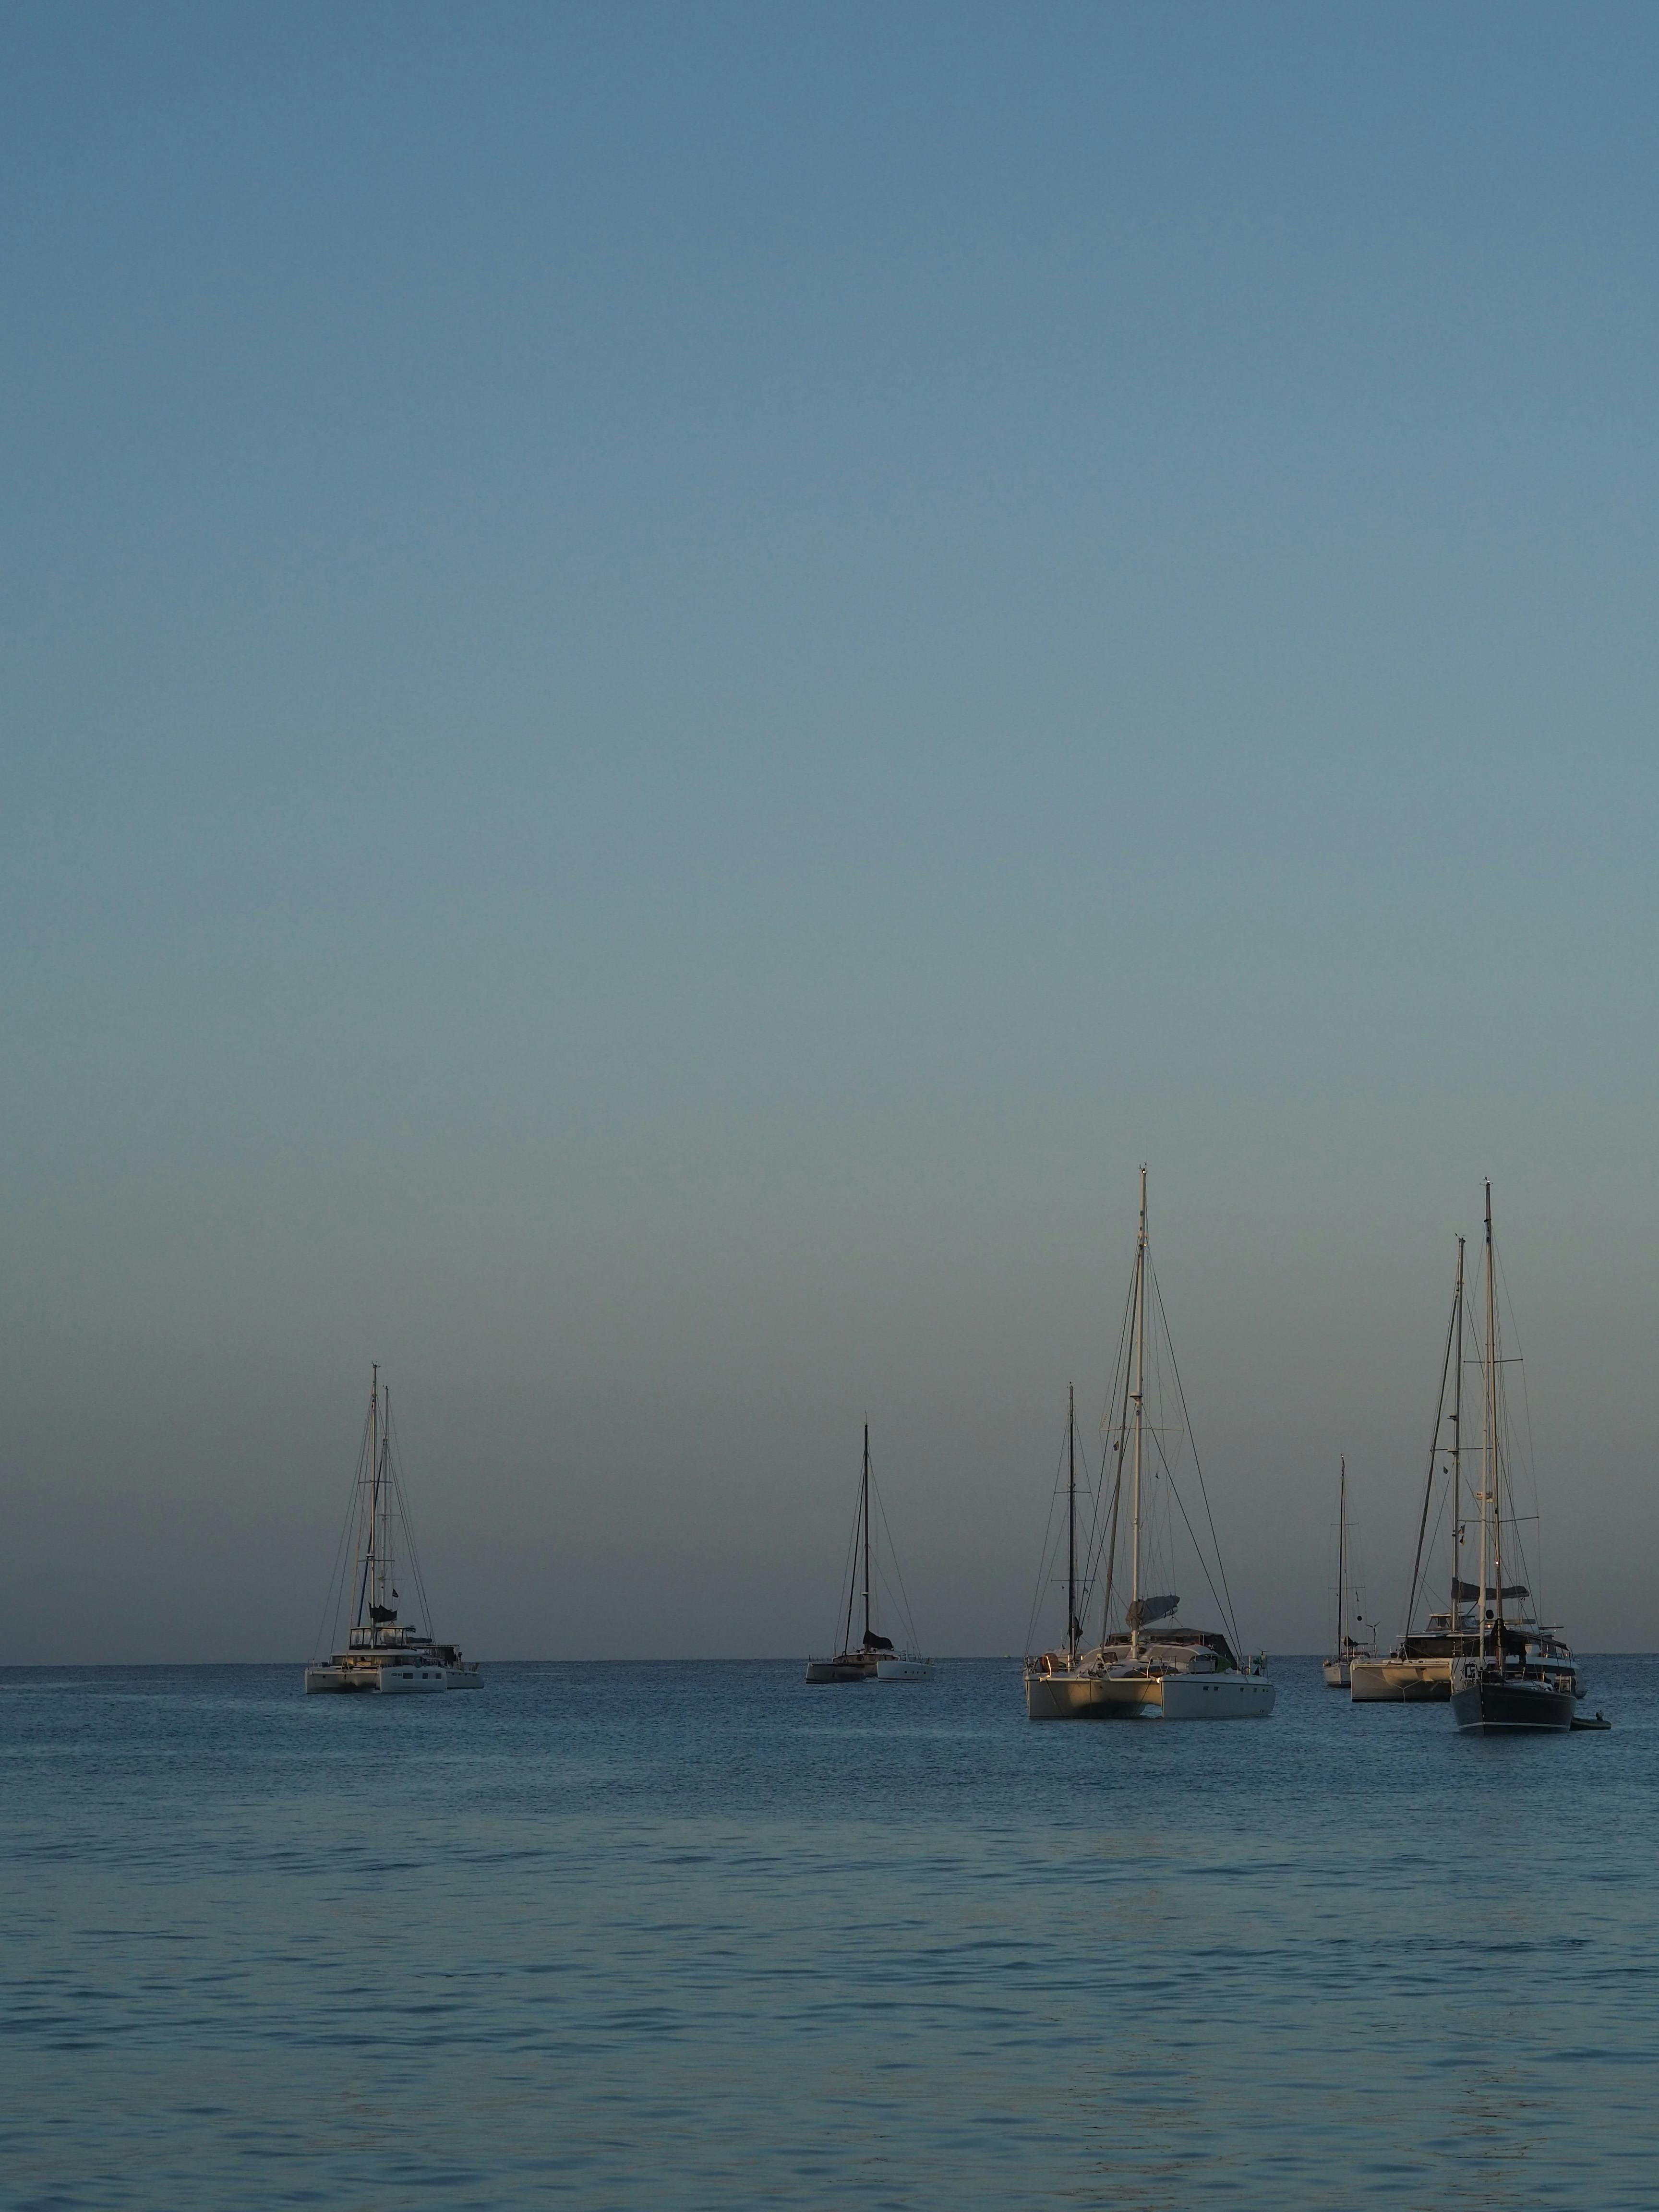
[{"xmin": 1, "ymin": 1656, "xmax": 1653, "ymax": 2209}]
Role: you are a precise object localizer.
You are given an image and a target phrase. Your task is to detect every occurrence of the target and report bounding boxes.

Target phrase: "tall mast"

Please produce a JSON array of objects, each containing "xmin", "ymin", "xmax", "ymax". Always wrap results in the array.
[
  {"xmin": 838, "ymin": 1432, "xmax": 858, "ymax": 1658},
  {"xmin": 374, "ymin": 1375, "xmax": 383, "ymax": 1621},
  {"xmin": 377, "ymin": 1378, "xmax": 388, "ymax": 1623},
  {"xmin": 862, "ymin": 1422, "xmax": 871, "ymax": 1646},
  {"xmin": 382, "ymin": 1385, "xmax": 394, "ymax": 1622},
  {"xmin": 1485, "ymin": 1181, "xmax": 1503, "ymax": 1669},
  {"xmin": 1451, "ymin": 1236, "xmax": 1465, "ymax": 1613},
  {"xmin": 1066, "ymin": 1383, "xmax": 1077, "ymax": 1663},
  {"xmin": 1336, "ymin": 1456, "xmax": 1347, "ymax": 1652},
  {"xmin": 1130, "ymin": 1165, "xmax": 1147, "ymax": 1659},
  {"xmin": 358, "ymin": 1362, "xmax": 380, "ymax": 1631}
]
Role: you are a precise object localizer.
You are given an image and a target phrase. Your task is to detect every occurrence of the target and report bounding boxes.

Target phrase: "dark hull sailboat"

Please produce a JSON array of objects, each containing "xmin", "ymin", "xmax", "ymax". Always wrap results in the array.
[
  {"xmin": 1450, "ymin": 1668, "xmax": 1575, "ymax": 1733},
  {"xmin": 1448, "ymin": 1184, "xmax": 1584, "ymax": 1737}
]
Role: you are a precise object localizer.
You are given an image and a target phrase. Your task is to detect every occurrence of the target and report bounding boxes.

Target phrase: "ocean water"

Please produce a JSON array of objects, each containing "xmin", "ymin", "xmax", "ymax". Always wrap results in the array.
[{"xmin": 1, "ymin": 1656, "xmax": 1653, "ymax": 2211}]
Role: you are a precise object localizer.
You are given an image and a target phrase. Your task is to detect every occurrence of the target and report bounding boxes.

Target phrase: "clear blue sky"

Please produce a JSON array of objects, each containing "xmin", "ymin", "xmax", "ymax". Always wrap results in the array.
[{"xmin": 3, "ymin": 2, "xmax": 1655, "ymax": 1659}]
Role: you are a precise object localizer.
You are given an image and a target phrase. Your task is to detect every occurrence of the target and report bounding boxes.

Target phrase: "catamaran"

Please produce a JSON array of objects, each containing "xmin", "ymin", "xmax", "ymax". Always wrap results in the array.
[
  {"xmin": 1023, "ymin": 1170, "xmax": 1274, "ymax": 1721},
  {"xmin": 304, "ymin": 1367, "xmax": 481, "ymax": 1695},
  {"xmin": 805, "ymin": 1425, "xmax": 932, "ymax": 1683},
  {"xmin": 1449, "ymin": 1184, "xmax": 1583, "ymax": 1733},
  {"xmin": 1322, "ymin": 1457, "xmax": 1375, "ymax": 1687}
]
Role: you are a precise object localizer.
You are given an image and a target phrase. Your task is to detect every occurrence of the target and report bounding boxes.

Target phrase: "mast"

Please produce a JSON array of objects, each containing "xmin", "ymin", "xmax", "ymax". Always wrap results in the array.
[
  {"xmin": 1067, "ymin": 1384, "xmax": 1077, "ymax": 1663},
  {"xmin": 1451, "ymin": 1235, "xmax": 1464, "ymax": 1617},
  {"xmin": 862, "ymin": 1422, "xmax": 871, "ymax": 1647},
  {"xmin": 374, "ymin": 1376, "xmax": 383, "ymax": 1623},
  {"xmin": 1130, "ymin": 1165, "xmax": 1147, "ymax": 1659},
  {"xmin": 1485, "ymin": 1181, "xmax": 1503, "ymax": 1670},
  {"xmin": 1406, "ymin": 1238, "xmax": 1467, "ymax": 1635},
  {"xmin": 839, "ymin": 1445, "xmax": 858, "ymax": 1659},
  {"xmin": 356, "ymin": 1363, "xmax": 380, "ymax": 1633},
  {"xmin": 1336, "ymin": 1456, "xmax": 1347, "ymax": 1654},
  {"xmin": 381, "ymin": 1385, "xmax": 394, "ymax": 1625}
]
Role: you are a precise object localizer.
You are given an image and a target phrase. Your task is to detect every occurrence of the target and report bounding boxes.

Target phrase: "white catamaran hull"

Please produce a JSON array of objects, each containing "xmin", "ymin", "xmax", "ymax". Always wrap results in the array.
[
  {"xmin": 303, "ymin": 1662, "xmax": 447, "ymax": 1694},
  {"xmin": 1160, "ymin": 1672, "xmax": 1275, "ymax": 1719},
  {"xmin": 875, "ymin": 1656, "xmax": 931, "ymax": 1681},
  {"xmin": 1349, "ymin": 1656, "xmax": 1454, "ymax": 1703},
  {"xmin": 375, "ymin": 1663, "xmax": 446, "ymax": 1693},
  {"xmin": 1026, "ymin": 1671, "xmax": 1160, "ymax": 1720},
  {"xmin": 1025, "ymin": 1669, "xmax": 1274, "ymax": 1721},
  {"xmin": 304, "ymin": 1666, "xmax": 368, "ymax": 1694}
]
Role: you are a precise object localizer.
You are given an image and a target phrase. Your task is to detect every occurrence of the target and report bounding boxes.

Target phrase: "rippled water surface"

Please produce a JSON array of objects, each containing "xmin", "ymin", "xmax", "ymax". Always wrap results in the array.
[{"xmin": 1, "ymin": 1657, "xmax": 1654, "ymax": 2209}]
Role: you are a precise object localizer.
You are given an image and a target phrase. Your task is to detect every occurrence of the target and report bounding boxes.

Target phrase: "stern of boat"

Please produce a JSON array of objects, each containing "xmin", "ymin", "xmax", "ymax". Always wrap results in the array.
[
  {"xmin": 304, "ymin": 1663, "xmax": 383, "ymax": 1694},
  {"xmin": 1451, "ymin": 1662, "xmax": 1575, "ymax": 1733},
  {"xmin": 1350, "ymin": 1656, "xmax": 1452, "ymax": 1703},
  {"xmin": 1159, "ymin": 1671, "xmax": 1276, "ymax": 1720}
]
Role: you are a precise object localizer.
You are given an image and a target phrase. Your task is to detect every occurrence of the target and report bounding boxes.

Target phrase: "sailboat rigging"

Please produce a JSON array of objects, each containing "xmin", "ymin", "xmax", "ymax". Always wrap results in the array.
[
  {"xmin": 1354, "ymin": 1238, "xmax": 1486, "ymax": 1698},
  {"xmin": 1351, "ymin": 1237, "xmax": 1481, "ymax": 1703},
  {"xmin": 1448, "ymin": 1184, "xmax": 1582, "ymax": 1733},
  {"xmin": 806, "ymin": 1425, "xmax": 931, "ymax": 1683},
  {"xmin": 304, "ymin": 1367, "xmax": 481, "ymax": 1695},
  {"xmin": 1322, "ymin": 1456, "xmax": 1375, "ymax": 1687},
  {"xmin": 1024, "ymin": 1169, "xmax": 1274, "ymax": 1721}
]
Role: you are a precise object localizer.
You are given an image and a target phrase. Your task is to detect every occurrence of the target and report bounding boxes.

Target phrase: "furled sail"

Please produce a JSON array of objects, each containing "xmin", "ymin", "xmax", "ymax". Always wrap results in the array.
[
  {"xmin": 1126, "ymin": 1593, "xmax": 1179, "ymax": 1630},
  {"xmin": 861, "ymin": 1629, "xmax": 895, "ymax": 1651},
  {"xmin": 369, "ymin": 1603, "xmax": 398, "ymax": 1623},
  {"xmin": 1450, "ymin": 1579, "xmax": 1528, "ymax": 1602}
]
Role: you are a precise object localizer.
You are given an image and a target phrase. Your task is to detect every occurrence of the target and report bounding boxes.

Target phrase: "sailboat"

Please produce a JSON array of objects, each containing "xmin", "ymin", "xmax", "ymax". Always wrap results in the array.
[
  {"xmin": 1024, "ymin": 1382, "xmax": 1090, "ymax": 1688},
  {"xmin": 304, "ymin": 1367, "xmax": 482, "ymax": 1695},
  {"xmin": 1322, "ymin": 1457, "xmax": 1376, "ymax": 1687},
  {"xmin": 805, "ymin": 1425, "xmax": 932, "ymax": 1683},
  {"xmin": 1449, "ymin": 1184, "xmax": 1582, "ymax": 1733},
  {"xmin": 1023, "ymin": 1170, "xmax": 1274, "ymax": 1721},
  {"xmin": 1350, "ymin": 1236, "xmax": 1481, "ymax": 1703}
]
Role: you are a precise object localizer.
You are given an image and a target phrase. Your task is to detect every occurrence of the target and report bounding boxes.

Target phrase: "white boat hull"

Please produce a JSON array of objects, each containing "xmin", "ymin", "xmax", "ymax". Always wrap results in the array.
[
  {"xmin": 374, "ymin": 1663, "xmax": 446, "ymax": 1693},
  {"xmin": 1025, "ymin": 1668, "xmax": 1273, "ymax": 1721},
  {"xmin": 1322, "ymin": 1658, "xmax": 1350, "ymax": 1688},
  {"xmin": 1026, "ymin": 1671, "xmax": 1161, "ymax": 1720},
  {"xmin": 875, "ymin": 1656, "xmax": 931, "ymax": 1681},
  {"xmin": 1159, "ymin": 1673, "xmax": 1275, "ymax": 1720},
  {"xmin": 302, "ymin": 1662, "xmax": 447, "ymax": 1694},
  {"xmin": 1349, "ymin": 1656, "xmax": 1454, "ymax": 1703},
  {"xmin": 445, "ymin": 1664, "xmax": 483, "ymax": 1689},
  {"xmin": 805, "ymin": 1656, "xmax": 877, "ymax": 1683}
]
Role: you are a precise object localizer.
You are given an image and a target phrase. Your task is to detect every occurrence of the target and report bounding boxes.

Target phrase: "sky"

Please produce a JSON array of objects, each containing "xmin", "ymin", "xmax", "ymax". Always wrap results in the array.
[{"xmin": 2, "ymin": 1, "xmax": 1657, "ymax": 1662}]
